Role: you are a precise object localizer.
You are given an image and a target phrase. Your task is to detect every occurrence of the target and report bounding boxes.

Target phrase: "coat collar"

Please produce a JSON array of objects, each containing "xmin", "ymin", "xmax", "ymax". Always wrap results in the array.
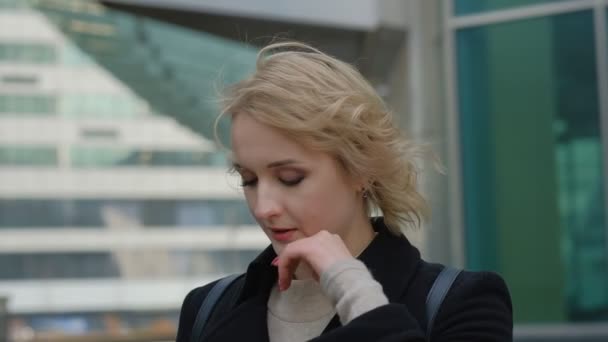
[
  {"xmin": 358, "ymin": 217, "xmax": 422, "ymax": 301},
  {"xmin": 238, "ymin": 217, "xmax": 422, "ymax": 303},
  {"xmin": 204, "ymin": 217, "xmax": 422, "ymax": 341}
]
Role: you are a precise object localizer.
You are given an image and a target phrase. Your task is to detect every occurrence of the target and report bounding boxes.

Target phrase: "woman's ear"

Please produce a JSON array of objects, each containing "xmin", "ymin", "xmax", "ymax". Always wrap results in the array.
[{"xmin": 352, "ymin": 176, "xmax": 370, "ymax": 195}]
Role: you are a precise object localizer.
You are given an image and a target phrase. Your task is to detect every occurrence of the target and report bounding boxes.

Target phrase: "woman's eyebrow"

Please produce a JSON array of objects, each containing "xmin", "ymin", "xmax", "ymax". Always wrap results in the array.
[
  {"xmin": 232, "ymin": 159, "xmax": 302, "ymax": 170},
  {"xmin": 267, "ymin": 159, "xmax": 301, "ymax": 168}
]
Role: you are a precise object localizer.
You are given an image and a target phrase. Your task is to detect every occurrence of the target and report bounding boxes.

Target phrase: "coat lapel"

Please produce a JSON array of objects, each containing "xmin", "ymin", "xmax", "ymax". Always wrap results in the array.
[
  {"xmin": 361, "ymin": 217, "xmax": 422, "ymax": 302},
  {"xmin": 202, "ymin": 295, "xmax": 270, "ymax": 341},
  {"xmin": 202, "ymin": 245, "xmax": 278, "ymax": 342}
]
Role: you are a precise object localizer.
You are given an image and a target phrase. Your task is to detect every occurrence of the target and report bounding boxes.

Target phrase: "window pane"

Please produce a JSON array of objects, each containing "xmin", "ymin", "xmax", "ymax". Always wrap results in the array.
[
  {"xmin": 1, "ymin": 74, "xmax": 38, "ymax": 85},
  {"xmin": 455, "ymin": 0, "xmax": 580, "ymax": 16},
  {"xmin": 0, "ymin": 43, "xmax": 57, "ymax": 64},
  {"xmin": 0, "ymin": 94, "xmax": 56, "ymax": 114},
  {"xmin": 61, "ymin": 44, "xmax": 96, "ymax": 66},
  {"xmin": 0, "ymin": 0, "xmax": 22, "ymax": 8},
  {"xmin": 0, "ymin": 199, "xmax": 254, "ymax": 228},
  {"xmin": 0, "ymin": 252, "xmax": 120, "ymax": 279},
  {"xmin": 457, "ymin": 11, "xmax": 607, "ymax": 322},
  {"xmin": 0, "ymin": 249, "xmax": 259, "ymax": 280},
  {"xmin": 70, "ymin": 147, "xmax": 228, "ymax": 168},
  {"xmin": 0, "ymin": 146, "xmax": 57, "ymax": 166},
  {"xmin": 61, "ymin": 94, "xmax": 142, "ymax": 118}
]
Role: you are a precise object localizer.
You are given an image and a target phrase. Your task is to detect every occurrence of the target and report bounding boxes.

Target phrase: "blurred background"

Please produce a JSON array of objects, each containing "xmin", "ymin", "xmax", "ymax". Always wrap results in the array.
[{"xmin": 0, "ymin": 0, "xmax": 606, "ymax": 341}]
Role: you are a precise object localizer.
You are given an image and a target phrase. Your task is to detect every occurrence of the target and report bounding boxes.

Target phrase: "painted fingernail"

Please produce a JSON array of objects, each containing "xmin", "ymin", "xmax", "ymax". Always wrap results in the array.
[{"xmin": 271, "ymin": 257, "xmax": 279, "ymax": 266}]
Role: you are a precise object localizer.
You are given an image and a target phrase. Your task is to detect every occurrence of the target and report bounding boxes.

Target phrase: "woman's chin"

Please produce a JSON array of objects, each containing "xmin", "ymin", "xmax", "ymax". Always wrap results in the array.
[
  {"xmin": 270, "ymin": 236, "xmax": 299, "ymax": 255},
  {"xmin": 270, "ymin": 241, "xmax": 285, "ymax": 255}
]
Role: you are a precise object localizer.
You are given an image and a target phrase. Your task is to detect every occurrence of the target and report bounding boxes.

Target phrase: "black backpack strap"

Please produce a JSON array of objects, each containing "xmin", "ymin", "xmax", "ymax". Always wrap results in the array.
[
  {"xmin": 190, "ymin": 274, "xmax": 242, "ymax": 342},
  {"xmin": 425, "ymin": 266, "xmax": 462, "ymax": 340}
]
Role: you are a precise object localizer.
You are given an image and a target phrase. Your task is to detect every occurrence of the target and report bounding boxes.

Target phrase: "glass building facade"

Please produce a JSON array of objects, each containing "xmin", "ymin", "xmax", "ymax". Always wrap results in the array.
[
  {"xmin": 449, "ymin": 0, "xmax": 608, "ymax": 324},
  {"xmin": 0, "ymin": 0, "xmax": 261, "ymax": 340}
]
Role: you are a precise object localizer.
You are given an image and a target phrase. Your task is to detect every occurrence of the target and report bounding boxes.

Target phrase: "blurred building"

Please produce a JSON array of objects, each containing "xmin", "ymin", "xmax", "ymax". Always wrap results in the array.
[
  {"xmin": 0, "ymin": 0, "xmax": 607, "ymax": 341},
  {"xmin": 0, "ymin": 0, "xmax": 266, "ymax": 339}
]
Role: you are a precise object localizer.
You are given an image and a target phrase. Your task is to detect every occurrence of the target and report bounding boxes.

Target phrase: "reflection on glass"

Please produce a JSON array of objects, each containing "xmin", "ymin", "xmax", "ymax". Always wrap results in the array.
[
  {"xmin": 455, "ymin": 0, "xmax": 578, "ymax": 16},
  {"xmin": 457, "ymin": 11, "xmax": 607, "ymax": 322}
]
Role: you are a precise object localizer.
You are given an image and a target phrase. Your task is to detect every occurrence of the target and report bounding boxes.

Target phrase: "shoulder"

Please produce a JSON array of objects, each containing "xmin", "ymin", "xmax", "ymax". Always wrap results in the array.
[
  {"xmin": 403, "ymin": 261, "xmax": 512, "ymax": 340},
  {"xmin": 176, "ymin": 275, "xmax": 247, "ymax": 342},
  {"xmin": 444, "ymin": 269, "xmax": 512, "ymax": 319},
  {"xmin": 433, "ymin": 267, "xmax": 513, "ymax": 340},
  {"xmin": 412, "ymin": 262, "xmax": 511, "ymax": 307},
  {"xmin": 175, "ymin": 281, "xmax": 218, "ymax": 342},
  {"xmin": 448, "ymin": 269, "xmax": 512, "ymax": 305}
]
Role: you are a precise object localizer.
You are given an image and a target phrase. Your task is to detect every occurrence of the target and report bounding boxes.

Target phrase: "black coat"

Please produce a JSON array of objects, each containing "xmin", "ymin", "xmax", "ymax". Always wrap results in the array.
[{"xmin": 176, "ymin": 218, "xmax": 513, "ymax": 341}]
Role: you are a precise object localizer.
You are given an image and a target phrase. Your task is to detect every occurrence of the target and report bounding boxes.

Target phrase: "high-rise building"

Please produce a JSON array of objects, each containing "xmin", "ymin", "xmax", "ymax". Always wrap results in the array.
[{"xmin": 0, "ymin": 0, "xmax": 266, "ymax": 339}]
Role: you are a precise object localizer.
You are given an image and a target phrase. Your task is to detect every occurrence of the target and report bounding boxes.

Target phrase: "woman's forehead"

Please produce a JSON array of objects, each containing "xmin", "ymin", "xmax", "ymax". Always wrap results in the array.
[{"xmin": 232, "ymin": 114, "xmax": 303, "ymax": 150}]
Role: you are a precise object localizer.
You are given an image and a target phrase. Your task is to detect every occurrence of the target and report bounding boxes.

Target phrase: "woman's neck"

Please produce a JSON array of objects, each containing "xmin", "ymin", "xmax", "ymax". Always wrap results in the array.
[{"xmin": 342, "ymin": 214, "xmax": 376, "ymax": 257}]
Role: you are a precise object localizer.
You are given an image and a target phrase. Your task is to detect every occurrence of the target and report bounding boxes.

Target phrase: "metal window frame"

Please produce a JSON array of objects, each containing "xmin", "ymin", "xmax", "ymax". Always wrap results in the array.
[
  {"xmin": 448, "ymin": 0, "xmax": 600, "ymax": 29},
  {"xmin": 441, "ymin": 0, "xmax": 465, "ymax": 268},
  {"xmin": 442, "ymin": 0, "xmax": 608, "ymax": 271},
  {"xmin": 594, "ymin": 1, "xmax": 608, "ymax": 287}
]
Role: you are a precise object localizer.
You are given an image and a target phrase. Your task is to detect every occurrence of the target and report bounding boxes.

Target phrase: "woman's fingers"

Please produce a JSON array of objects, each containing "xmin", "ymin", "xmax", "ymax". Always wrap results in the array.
[
  {"xmin": 274, "ymin": 230, "xmax": 353, "ymax": 291},
  {"xmin": 276, "ymin": 239, "xmax": 306, "ymax": 290}
]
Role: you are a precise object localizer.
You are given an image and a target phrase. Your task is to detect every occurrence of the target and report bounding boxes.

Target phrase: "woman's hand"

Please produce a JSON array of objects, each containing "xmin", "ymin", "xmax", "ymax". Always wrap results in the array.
[{"xmin": 273, "ymin": 230, "xmax": 354, "ymax": 291}]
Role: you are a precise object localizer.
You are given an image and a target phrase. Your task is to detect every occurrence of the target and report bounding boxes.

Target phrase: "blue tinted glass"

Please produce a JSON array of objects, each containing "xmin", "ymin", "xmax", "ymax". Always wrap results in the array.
[{"xmin": 457, "ymin": 10, "xmax": 607, "ymax": 322}]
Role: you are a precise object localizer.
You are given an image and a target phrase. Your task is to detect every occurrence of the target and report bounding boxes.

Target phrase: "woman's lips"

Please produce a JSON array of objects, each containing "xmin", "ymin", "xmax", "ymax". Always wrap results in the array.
[{"xmin": 269, "ymin": 228, "xmax": 297, "ymax": 242}]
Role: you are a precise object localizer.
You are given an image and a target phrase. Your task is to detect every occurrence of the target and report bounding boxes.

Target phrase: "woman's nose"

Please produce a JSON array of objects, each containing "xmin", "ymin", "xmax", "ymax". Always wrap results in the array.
[{"xmin": 252, "ymin": 186, "xmax": 282, "ymax": 220}]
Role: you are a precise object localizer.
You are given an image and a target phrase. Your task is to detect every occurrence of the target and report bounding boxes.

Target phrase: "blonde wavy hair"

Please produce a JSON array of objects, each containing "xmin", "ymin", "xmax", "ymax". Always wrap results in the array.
[{"xmin": 215, "ymin": 41, "xmax": 428, "ymax": 235}]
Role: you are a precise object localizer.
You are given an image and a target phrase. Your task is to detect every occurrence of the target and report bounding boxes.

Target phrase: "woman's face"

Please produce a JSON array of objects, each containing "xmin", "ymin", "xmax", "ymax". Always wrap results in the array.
[{"xmin": 231, "ymin": 113, "xmax": 367, "ymax": 254}]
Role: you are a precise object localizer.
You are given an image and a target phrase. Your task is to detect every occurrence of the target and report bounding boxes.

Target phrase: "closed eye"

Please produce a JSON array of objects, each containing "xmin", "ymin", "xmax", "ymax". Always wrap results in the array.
[
  {"xmin": 281, "ymin": 176, "xmax": 304, "ymax": 186},
  {"xmin": 241, "ymin": 178, "xmax": 258, "ymax": 187},
  {"xmin": 241, "ymin": 177, "xmax": 302, "ymax": 187}
]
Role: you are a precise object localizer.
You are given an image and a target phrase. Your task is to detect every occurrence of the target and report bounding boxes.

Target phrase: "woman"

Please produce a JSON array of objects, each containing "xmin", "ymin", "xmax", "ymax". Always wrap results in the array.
[{"xmin": 176, "ymin": 41, "xmax": 512, "ymax": 342}]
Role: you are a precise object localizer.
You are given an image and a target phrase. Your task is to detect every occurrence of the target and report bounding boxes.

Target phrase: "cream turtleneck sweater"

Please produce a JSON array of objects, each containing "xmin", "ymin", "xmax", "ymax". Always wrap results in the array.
[{"xmin": 266, "ymin": 259, "xmax": 388, "ymax": 342}]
